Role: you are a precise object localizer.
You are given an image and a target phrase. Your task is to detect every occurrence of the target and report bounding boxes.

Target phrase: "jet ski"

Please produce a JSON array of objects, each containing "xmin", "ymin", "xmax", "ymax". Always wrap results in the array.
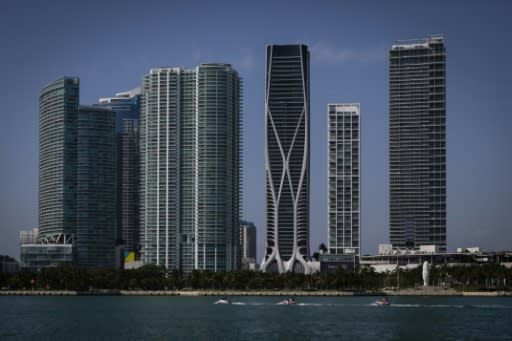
[
  {"xmin": 277, "ymin": 297, "xmax": 296, "ymax": 305},
  {"xmin": 374, "ymin": 297, "xmax": 390, "ymax": 306},
  {"xmin": 214, "ymin": 297, "xmax": 231, "ymax": 305}
]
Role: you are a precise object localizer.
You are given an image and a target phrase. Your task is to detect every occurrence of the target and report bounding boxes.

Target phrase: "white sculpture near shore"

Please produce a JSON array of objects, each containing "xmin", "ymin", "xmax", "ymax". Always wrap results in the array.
[{"xmin": 422, "ymin": 261, "xmax": 430, "ymax": 287}]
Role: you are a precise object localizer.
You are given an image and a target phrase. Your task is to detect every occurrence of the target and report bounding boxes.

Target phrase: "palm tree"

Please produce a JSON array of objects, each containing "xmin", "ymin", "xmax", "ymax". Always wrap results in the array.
[{"xmin": 319, "ymin": 243, "xmax": 328, "ymax": 254}]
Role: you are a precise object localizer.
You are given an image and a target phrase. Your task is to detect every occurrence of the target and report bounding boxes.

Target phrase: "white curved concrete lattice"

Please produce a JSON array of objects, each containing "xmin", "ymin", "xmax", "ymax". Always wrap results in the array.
[{"xmin": 261, "ymin": 45, "xmax": 311, "ymax": 274}]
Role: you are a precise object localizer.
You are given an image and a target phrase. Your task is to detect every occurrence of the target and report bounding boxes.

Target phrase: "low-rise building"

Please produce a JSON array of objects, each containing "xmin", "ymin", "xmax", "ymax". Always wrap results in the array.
[
  {"xmin": 0, "ymin": 255, "xmax": 20, "ymax": 273},
  {"xmin": 19, "ymin": 229, "xmax": 75, "ymax": 271},
  {"xmin": 361, "ymin": 244, "xmax": 512, "ymax": 272}
]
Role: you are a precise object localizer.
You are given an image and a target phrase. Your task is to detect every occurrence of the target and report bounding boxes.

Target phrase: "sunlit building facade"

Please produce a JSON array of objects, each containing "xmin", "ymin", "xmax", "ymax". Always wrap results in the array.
[
  {"xmin": 328, "ymin": 104, "xmax": 361, "ymax": 260},
  {"xmin": 140, "ymin": 64, "xmax": 242, "ymax": 273},
  {"xmin": 389, "ymin": 36, "xmax": 446, "ymax": 251},
  {"xmin": 240, "ymin": 221, "xmax": 257, "ymax": 269}
]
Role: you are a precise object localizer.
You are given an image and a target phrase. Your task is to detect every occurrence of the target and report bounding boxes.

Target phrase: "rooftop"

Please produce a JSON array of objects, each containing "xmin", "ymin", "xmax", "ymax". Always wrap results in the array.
[{"xmin": 391, "ymin": 35, "xmax": 444, "ymax": 50}]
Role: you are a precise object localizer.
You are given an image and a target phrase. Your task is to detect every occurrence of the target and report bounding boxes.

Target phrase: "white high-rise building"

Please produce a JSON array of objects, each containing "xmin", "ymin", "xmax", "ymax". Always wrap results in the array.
[
  {"xmin": 327, "ymin": 104, "xmax": 361, "ymax": 260},
  {"xmin": 140, "ymin": 64, "xmax": 242, "ymax": 273}
]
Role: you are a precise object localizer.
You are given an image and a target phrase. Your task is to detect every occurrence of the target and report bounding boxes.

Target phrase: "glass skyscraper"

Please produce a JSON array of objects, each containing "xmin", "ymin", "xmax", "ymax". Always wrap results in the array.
[
  {"xmin": 36, "ymin": 77, "xmax": 116, "ymax": 268},
  {"xmin": 389, "ymin": 36, "xmax": 446, "ymax": 251},
  {"xmin": 328, "ymin": 104, "xmax": 361, "ymax": 259},
  {"xmin": 260, "ymin": 44, "xmax": 311, "ymax": 274},
  {"xmin": 140, "ymin": 64, "xmax": 241, "ymax": 273},
  {"xmin": 76, "ymin": 106, "xmax": 116, "ymax": 268},
  {"xmin": 97, "ymin": 89, "xmax": 141, "ymax": 255},
  {"xmin": 39, "ymin": 77, "xmax": 79, "ymax": 240}
]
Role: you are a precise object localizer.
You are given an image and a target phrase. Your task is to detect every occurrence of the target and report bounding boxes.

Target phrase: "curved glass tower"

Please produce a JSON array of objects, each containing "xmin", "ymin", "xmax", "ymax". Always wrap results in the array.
[
  {"xmin": 261, "ymin": 45, "xmax": 311, "ymax": 273},
  {"xmin": 39, "ymin": 77, "xmax": 79, "ymax": 240},
  {"xmin": 38, "ymin": 77, "xmax": 116, "ymax": 268},
  {"xmin": 140, "ymin": 64, "xmax": 241, "ymax": 272}
]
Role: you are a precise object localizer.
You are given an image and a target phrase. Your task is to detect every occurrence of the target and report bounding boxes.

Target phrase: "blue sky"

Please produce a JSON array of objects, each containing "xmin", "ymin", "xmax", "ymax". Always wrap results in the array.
[{"xmin": 1, "ymin": 0, "xmax": 511, "ymax": 260}]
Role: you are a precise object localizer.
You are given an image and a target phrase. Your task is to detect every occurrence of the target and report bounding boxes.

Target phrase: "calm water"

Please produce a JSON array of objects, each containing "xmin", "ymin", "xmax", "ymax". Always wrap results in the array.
[{"xmin": 1, "ymin": 296, "xmax": 511, "ymax": 340}]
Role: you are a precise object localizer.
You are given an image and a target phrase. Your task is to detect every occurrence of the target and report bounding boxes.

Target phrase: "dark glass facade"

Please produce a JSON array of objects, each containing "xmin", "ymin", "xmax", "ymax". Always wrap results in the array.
[
  {"xmin": 76, "ymin": 106, "xmax": 116, "ymax": 268},
  {"xmin": 389, "ymin": 36, "xmax": 446, "ymax": 251},
  {"xmin": 37, "ymin": 77, "xmax": 117, "ymax": 268},
  {"xmin": 39, "ymin": 77, "xmax": 79, "ymax": 239},
  {"xmin": 261, "ymin": 45, "xmax": 311, "ymax": 273},
  {"xmin": 121, "ymin": 119, "xmax": 139, "ymax": 253},
  {"xmin": 97, "ymin": 90, "xmax": 141, "ymax": 255}
]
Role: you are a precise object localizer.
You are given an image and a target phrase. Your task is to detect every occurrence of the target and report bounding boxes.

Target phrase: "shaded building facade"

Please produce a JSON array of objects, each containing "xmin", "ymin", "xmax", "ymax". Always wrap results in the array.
[
  {"xmin": 34, "ymin": 77, "xmax": 116, "ymax": 269},
  {"xmin": 240, "ymin": 221, "xmax": 257, "ymax": 269},
  {"xmin": 389, "ymin": 36, "xmax": 446, "ymax": 251},
  {"xmin": 261, "ymin": 44, "xmax": 311, "ymax": 273},
  {"xmin": 97, "ymin": 89, "xmax": 141, "ymax": 255},
  {"xmin": 76, "ymin": 106, "xmax": 116, "ymax": 268},
  {"xmin": 39, "ymin": 77, "xmax": 80, "ymax": 241},
  {"xmin": 140, "ymin": 64, "xmax": 242, "ymax": 273}
]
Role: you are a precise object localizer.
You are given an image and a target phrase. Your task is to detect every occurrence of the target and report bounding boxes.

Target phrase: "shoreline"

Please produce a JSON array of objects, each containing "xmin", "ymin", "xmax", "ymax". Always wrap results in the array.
[{"xmin": 1, "ymin": 289, "xmax": 511, "ymax": 297}]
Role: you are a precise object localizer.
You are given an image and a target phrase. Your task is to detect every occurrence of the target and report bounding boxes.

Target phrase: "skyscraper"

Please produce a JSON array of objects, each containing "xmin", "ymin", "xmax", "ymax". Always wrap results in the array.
[
  {"xmin": 76, "ymin": 106, "xmax": 116, "ymax": 268},
  {"xmin": 140, "ymin": 64, "xmax": 242, "ymax": 273},
  {"xmin": 327, "ymin": 104, "xmax": 361, "ymax": 259},
  {"xmin": 97, "ymin": 89, "xmax": 141, "ymax": 255},
  {"xmin": 261, "ymin": 44, "xmax": 311, "ymax": 274},
  {"xmin": 389, "ymin": 36, "xmax": 446, "ymax": 251},
  {"xmin": 39, "ymin": 77, "xmax": 79, "ymax": 241},
  {"xmin": 36, "ymin": 77, "xmax": 117, "ymax": 268},
  {"xmin": 240, "ymin": 221, "xmax": 257, "ymax": 269}
]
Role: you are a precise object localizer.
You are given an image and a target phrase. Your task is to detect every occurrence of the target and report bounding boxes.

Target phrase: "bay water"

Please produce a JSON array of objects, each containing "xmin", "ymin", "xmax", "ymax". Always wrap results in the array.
[{"xmin": 1, "ymin": 296, "xmax": 511, "ymax": 340}]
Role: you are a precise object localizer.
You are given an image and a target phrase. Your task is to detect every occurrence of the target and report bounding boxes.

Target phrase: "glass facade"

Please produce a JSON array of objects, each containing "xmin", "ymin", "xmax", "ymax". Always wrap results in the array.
[
  {"xmin": 39, "ymin": 77, "xmax": 79, "ymax": 240},
  {"xmin": 37, "ymin": 77, "xmax": 116, "ymax": 269},
  {"xmin": 389, "ymin": 36, "xmax": 446, "ymax": 251},
  {"xmin": 20, "ymin": 244, "xmax": 74, "ymax": 271},
  {"xmin": 261, "ymin": 45, "xmax": 311, "ymax": 274},
  {"xmin": 97, "ymin": 89, "xmax": 141, "ymax": 255},
  {"xmin": 140, "ymin": 64, "xmax": 241, "ymax": 273},
  {"xmin": 328, "ymin": 104, "xmax": 360, "ymax": 259},
  {"xmin": 76, "ymin": 106, "xmax": 116, "ymax": 268}
]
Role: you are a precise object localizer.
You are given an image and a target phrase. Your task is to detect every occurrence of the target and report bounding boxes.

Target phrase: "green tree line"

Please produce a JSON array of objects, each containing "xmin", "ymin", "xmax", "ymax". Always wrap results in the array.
[{"xmin": 1, "ymin": 264, "xmax": 511, "ymax": 292}]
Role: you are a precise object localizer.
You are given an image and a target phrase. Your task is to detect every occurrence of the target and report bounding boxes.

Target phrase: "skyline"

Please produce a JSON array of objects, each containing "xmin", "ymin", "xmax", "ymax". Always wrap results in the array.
[{"xmin": 1, "ymin": 1, "xmax": 512, "ymax": 260}]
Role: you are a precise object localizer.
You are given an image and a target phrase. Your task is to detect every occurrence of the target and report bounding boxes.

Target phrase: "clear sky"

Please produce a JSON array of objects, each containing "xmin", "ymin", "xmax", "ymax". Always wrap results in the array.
[{"xmin": 1, "ymin": 0, "xmax": 511, "ymax": 261}]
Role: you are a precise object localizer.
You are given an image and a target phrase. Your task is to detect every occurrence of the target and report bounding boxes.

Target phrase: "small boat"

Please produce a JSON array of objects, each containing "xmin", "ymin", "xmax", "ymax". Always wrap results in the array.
[
  {"xmin": 214, "ymin": 297, "xmax": 231, "ymax": 305},
  {"xmin": 374, "ymin": 297, "xmax": 390, "ymax": 306}
]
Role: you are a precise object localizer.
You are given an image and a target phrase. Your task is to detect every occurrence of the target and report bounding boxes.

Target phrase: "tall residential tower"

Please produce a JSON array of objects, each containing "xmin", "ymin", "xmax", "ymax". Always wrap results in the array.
[
  {"xmin": 261, "ymin": 44, "xmax": 311, "ymax": 274},
  {"xmin": 328, "ymin": 104, "xmax": 361, "ymax": 260},
  {"xmin": 240, "ymin": 221, "xmax": 257, "ymax": 269},
  {"xmin": 140, "ymin": 64, "xmax": 242, "ymax": 273},
  {"xmin": 389, "ymin": 36, "xmax": 446, "ymax": 251}
]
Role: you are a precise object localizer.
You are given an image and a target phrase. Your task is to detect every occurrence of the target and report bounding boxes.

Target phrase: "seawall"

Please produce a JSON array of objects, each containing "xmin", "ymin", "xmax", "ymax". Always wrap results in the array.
[{"xmin": 1, "ymin": 289, "xmax": 511, "ymax": 297}]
